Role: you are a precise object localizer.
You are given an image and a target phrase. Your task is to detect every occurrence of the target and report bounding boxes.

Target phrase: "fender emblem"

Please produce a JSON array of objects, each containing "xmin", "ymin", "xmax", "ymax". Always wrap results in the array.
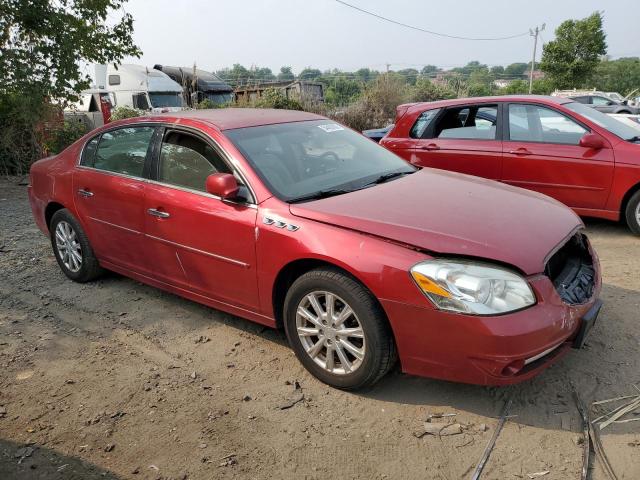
[{"xmin": 263, "ymin": 216, "xmax": 300, "ymax": 232}]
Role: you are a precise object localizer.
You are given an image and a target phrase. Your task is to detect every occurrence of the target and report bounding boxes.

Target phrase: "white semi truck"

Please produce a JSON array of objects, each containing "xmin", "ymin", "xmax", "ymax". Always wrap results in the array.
[{"xmin": 97, "ymin": 64, "xmax": 185, "ymax": 113}]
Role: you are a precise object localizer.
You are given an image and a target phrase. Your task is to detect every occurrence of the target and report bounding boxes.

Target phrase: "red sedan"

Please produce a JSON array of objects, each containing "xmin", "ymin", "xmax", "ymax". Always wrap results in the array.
[
  {"xmin": 380, "ymin": 95, "xmax": 640, "ymax": 234},
  {"xmin": 28, "ymin": 109, "xmax": 602, "ymax": 389}
]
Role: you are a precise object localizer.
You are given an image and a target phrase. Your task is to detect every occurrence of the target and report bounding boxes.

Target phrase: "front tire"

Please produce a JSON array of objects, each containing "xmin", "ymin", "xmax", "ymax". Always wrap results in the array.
[
  {"xmin": 50, "ymin": 209, "xmax": 103, "ymax": 282},
  {"xmin": 625, "ymin": 190, "xmax": 640, "ymax": 235},
  {"xmin": 283, "ymin": 268, "xmax": 396, "ymax": 390}
]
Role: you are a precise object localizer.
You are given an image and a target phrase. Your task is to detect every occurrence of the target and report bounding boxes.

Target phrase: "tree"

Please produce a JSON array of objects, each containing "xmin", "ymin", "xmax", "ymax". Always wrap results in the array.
[
  {"xmin": 396, "ymin": 68, "xmax": 419, "ymax": 85},
  {"xmin": 490, "ymin": 65, "xmax": 505, "ymax": 75},
  {"xmin": 410, "ymin": 78, "xmax": 455, "ymax": 102},
  {"xmin": 277, "ymin": 66, "xmax": 295, "ymax": 82},
  {"xmin": 298, "ymin": 68, "xmax": 322, "ymax": 80},
  {"xmin": 540, "ymin": 12, "xmax": 607, "ymax": 88},
  {"xmin": 504, "ymin": 62, "xmax": 529, "ymax": 77},
  {"xmin": 593, "ymin": 57, "xmax": 640, "ymax": 95},
  {"xmin": 0, "ymin": 0, "xmax": 141, "ymax": 175},
  {"xmin": 254, "ymin": 67, "xmax": 275, "ymax": 82},
  {"xmin": 323, "ymin": 77, "xmax": 362, "ymax": 106},
  {"xmin": 0, "ymin": 0, "xmax": 140, "ymax": 102},
  {"xmin": 420, "ymin": 65, "xmax": 440, "ymax": 76}
]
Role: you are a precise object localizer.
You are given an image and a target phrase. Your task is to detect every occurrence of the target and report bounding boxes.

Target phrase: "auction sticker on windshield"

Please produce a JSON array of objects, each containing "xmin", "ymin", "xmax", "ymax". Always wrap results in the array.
[{"xmin": 317, "ymin": 123, "xmax": 344, "ymax": 133}]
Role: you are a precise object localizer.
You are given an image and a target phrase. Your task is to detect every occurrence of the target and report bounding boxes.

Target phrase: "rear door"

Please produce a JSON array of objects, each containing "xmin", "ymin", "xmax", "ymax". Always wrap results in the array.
[
  {"xmin": 501, "ymin": 102, "xmax": 614, "ymax": 209},
  {"xmin": 143, "ymin": 127, "xmax": 260, "ymax": 310},
  {"xmin": 410, "ymin": 103, "xmax": 503, "ymax": 180},
  {"xmin": 73, "ymin": 125, "xmax": 158, "ymax": 275}
]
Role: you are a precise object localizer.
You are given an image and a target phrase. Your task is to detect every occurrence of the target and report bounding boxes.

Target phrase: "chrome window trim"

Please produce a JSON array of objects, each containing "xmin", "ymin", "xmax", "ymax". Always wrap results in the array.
[{"xmin": 75, "ymin": 121, "xmax": 259, "ymax": 207}]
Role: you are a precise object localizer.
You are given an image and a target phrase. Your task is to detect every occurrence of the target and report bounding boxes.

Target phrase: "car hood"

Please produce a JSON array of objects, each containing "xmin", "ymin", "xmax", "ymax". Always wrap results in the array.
[{"xmin": 289, "ymin": 169, "xmax": 582, "ymax": 275}]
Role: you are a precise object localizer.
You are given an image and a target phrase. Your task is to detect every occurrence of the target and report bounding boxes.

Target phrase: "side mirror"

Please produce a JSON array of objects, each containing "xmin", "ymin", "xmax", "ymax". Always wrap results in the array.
[
  {"xmin": 579, "ymin": 133, "xmax": 606, "ymax": 150},
  {"xmin": 206, "ymin": 173, "xmax": 239, "ymax": 199}
]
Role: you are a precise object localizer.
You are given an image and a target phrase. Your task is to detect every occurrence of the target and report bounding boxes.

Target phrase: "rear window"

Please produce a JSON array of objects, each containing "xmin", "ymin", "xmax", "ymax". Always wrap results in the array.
[{"xmin": 410, "ymin": 109, "xmax": 440, "ymax": 138}]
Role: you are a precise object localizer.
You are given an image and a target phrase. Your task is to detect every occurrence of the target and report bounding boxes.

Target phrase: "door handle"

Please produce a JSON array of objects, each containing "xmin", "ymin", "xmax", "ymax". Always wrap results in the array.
[
  {"xmin": 508, "ymin": 148, "xmax": 532, "ymax": 156},
  {"xmin": 77, "ymin": 189, "xmax": 94, "ymax": 197},
  {"xmin": 420, "ymin": 143, "xmax": 440, "ymax": 151},
  {"xmin": 147, "ymin": 208, "xmax": 170, "ymax": 219}
]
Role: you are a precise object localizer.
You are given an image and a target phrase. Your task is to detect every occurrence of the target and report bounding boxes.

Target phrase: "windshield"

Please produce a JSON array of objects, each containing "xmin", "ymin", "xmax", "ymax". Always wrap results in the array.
[
  {"xmin": 203, "ymin": 92, "xmax": 233, "ymax": 105},
  {"xmin": 565, "ymin": 102, "xmax": 639, "ymax": 141},
  {"xmin": 149, "ymin": 92, "xmax": 183, "ymax": 108},
  {"xmin": 225, "ymin": 120, "xmax": 416, "ymax": 202}
]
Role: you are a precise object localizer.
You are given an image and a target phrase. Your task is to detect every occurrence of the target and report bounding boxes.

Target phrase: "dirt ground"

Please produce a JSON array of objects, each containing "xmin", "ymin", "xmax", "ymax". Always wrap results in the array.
[{"xmin": 0, "ymin": 177, "xmax": 639, "ymax": 480}]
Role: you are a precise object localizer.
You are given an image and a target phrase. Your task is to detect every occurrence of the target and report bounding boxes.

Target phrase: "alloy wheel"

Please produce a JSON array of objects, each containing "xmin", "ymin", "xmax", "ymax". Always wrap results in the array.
[
  {"xmin": 295, "ymin": 291, "xmax": 365, "ymax": 375},
  {"xmin": 54, "ymin": 221, "xmax": 83, "ymax": 273}
]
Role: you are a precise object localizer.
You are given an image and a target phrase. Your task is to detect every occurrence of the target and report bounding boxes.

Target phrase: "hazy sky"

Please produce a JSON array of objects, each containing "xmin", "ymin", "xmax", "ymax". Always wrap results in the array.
[{"xmin": 119, "ymin": 0, "xmax": 639, "ymax": 74}]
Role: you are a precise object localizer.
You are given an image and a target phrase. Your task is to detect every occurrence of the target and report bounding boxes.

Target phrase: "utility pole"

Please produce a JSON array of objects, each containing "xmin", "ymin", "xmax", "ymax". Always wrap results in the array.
[
  {"xmin": 528, "ymin": 24, "xmax": 545, "ymax": 94},
  {"xmin": 386, "ymin": 63, "xmax": 391, "ymax": 73}
]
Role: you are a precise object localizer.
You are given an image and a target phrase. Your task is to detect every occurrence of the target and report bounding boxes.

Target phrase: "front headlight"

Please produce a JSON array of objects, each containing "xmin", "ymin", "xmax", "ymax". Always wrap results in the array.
[{"xmin": 410, "ymin": 259, "xmax": 536, "ymax": 315}]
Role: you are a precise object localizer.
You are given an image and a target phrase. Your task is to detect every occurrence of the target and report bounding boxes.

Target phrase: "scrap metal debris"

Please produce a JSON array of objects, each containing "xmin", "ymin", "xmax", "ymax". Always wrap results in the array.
[
  {"xmin": 527, "ymin": 471, "xmax": 550, "ymax": 479},
  {"xmin": 470, "ymin": 397, "xmax": 512, "ymax": 480},
  {"xmin": 572, "ymin": 388, "xmax": 590, "ymax": 480}
]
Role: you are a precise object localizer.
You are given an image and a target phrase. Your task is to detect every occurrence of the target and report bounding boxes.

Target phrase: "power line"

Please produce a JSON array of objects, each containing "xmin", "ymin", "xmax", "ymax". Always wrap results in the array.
[{"xmin": 334, "ymin": 0, "xmax": 530, "ymax": 41}]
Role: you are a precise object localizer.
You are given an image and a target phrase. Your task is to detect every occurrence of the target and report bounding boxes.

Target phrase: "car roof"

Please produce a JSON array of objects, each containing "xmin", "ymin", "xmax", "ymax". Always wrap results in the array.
[
  {"xmin": 148, "ymin": 108, "xmax": 325, "ymax": 130},
  {"xmin": 402, "ymin": 95, "xmax": 573, "ymax": 113}
]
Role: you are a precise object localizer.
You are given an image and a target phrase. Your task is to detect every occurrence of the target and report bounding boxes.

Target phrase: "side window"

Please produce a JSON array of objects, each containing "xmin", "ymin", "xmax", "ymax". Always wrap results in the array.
[
  {"xmin": 410, "ymin": 109, "xmax": 440, "ymax": 138},
  {"xmin": 94, "ymin": 127, "xmax": 155, "ymax": 177},
  {"xmin": 571, "ymin": 96, "xmax": 590, "ymax": 104},
  {"xmin": 592, "ymin": 96, "xmax": 612, "ymax": 106},
  {"xmin": 159, "ymin": 131, "xmax": 231, "ymax": 192},
  {"xmin": 508, "ymin": 104, "xmax": 587, "ymax": 145},
  {"xmin": 433, "ymin": 105, "xmax": 497, "ymax": 140},
  {"xmin": 80, "ymin": 136, "xmax": 100, "ymax": 166}
]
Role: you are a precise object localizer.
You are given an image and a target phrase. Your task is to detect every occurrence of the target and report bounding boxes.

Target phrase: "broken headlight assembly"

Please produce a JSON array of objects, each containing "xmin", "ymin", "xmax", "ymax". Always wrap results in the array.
[{"xmin": 410, "ymin": 260, "xmax": 536, "ymax": 315}]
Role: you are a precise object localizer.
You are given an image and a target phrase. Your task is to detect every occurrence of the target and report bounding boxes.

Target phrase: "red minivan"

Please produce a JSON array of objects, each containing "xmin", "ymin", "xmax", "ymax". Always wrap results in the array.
[{"xmin": 380, "ymin": 95, "xmax": 640, "ymax": 234}]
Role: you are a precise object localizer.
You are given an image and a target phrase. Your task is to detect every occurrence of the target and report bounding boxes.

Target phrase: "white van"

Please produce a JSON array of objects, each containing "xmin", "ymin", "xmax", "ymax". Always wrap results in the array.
[{"xmin": 103, "ymin": 64, "xmax": 184, "ymax": 112}]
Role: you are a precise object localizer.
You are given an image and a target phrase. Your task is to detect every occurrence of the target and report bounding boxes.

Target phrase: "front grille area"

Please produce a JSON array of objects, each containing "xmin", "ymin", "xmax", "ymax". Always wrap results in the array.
[{"xmin": 545, "ymin": 233, "xmax": 595, "ymax": 304}]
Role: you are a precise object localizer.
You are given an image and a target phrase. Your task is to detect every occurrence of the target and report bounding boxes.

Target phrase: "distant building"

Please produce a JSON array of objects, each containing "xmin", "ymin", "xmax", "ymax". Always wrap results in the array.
[
  {"xmin": 524, "ymin": 70, "xmax": 545, "ymax": 80},
  {"xmin": 493, "ymin": 79, "xmax": 513, "ymax": 88},
  {"xmin": 234, "ymin": 81, "xmax": 324, "ymax": 104}
]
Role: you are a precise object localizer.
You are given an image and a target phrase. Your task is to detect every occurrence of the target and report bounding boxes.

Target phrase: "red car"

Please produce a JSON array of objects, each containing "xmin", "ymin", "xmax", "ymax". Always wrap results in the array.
[
  {"xmin": 28, "ymin": 109, "xmax": 602, "ymax": 389},
  {"xmin": 380, "ymin": 95, "xmax": 640, "ymax": 234}
]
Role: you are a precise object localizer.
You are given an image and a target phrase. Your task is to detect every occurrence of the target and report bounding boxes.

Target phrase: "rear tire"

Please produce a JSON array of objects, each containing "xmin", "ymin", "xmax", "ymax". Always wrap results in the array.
[
  {"xmin": 625, "ymin": 191, "xmax": 640, "ymax": 235},
  {"xmin": 283, "ymin": 267, "xmax": 396, "ymax": 390},
  {"xmin": 50, "ymin": 209, "xmax": 103, "ymax": 282}
]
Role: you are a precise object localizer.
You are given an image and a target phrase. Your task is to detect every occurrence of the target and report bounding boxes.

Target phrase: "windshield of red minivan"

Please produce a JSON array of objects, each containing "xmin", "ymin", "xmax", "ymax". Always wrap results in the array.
[
  {"xmin": 225, "ymin": 120, "xmax": 416, "ymax": 202},
  {"xmin": 565, "ymin": 102, "xmax": 639, "ymax": 141}
]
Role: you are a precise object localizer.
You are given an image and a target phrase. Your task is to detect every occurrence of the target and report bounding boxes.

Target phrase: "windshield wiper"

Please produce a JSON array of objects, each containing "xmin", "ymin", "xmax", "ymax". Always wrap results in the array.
[
  {"xmin": 362, "ymin": 170, "xmax": 414, "ymax": 187},
  {"xmin": 288, "ymin": 188, "xmax": 352, "ymax": 203}
]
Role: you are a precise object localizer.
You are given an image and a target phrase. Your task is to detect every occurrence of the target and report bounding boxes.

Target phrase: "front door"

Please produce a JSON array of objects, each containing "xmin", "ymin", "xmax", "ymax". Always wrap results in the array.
[
  {"xmin": 501, "ymin": 103, "xmax": 614, "ymax": 210},
  {"xmin": 143, "ymin": 128, "xmax": 260, "ymax": 310},
  {"xmin": 73, "ymin": 125, "xmax": 157, "ymax": 274},
  {"xmin": 411, "ymin": 104, "xmax": 503, "ymax": 180}
]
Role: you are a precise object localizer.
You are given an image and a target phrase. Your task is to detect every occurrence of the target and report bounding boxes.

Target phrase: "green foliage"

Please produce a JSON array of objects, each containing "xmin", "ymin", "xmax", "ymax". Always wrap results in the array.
[
  {"xmin": 323, "ymin": 77, "xmax": 363, "ymax": 107},
  {"xmin": 504, "ymin": 62, "xmax": 529, "ymax": 77},
  {"xmin": 195, "ymin": 98, "xmax": 228, "ymax": 109},
  {"xmin": 499, "ymin": 78, "xmax": 553, "ymax": 95},
  {"xmin": 540, "ymin": 12, "xmax": 607, "ymax": 88},
  {"xmin": 254, "ymin": 88, "xmax": 302, "ymax": 110},
  {"xmin": 0, "ymin": 94, "xmax": 46, "ymax": 175},
  {"xmin": 410, "ymin": 78, "xmax": 456, "ymax": 102},
  {"xmin": 0, "ymin": 0, "xmax": 141, "ymax": 174},
  {"xmin": 299, "ymin": 68, "xmax": 322, "ymax": 81},
  {"xmin": 0, "ymin": 0, "xmax": 141, "ymax": 102},
  {"xmin": 43, "ymin": 120, "xmax": 88, "ymax": 155},
  {"xmin": 420, "ymin": 65, "xmax": 440, "ymax": 76},
  {"xmin": 593, "ymin": 57, "xmax": 640, "ymax": 95},
  {"xmin": 277, "ymin": 66, "xmax": 295, "ymax": 82},
  {"xmin": 110, "ymin": 106, "xmax": 145, "ymax": 121},
  {"xmin": 396, "ymin": 68, "xmax": 420, "ymax": 86}
]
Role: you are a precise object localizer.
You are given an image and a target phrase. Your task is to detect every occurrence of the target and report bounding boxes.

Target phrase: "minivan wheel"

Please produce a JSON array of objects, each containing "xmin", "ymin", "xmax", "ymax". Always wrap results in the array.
[
  {"xmin": 625, "ymin": 190, "xmax": 640, "ymax": 235},
  {"xmin": 50, "ymin": 209, "xmax": 103, "ymax": 282},
  {"xmin": 283, "ymin": 268, "xmax": 396, "ymax": 390}
]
